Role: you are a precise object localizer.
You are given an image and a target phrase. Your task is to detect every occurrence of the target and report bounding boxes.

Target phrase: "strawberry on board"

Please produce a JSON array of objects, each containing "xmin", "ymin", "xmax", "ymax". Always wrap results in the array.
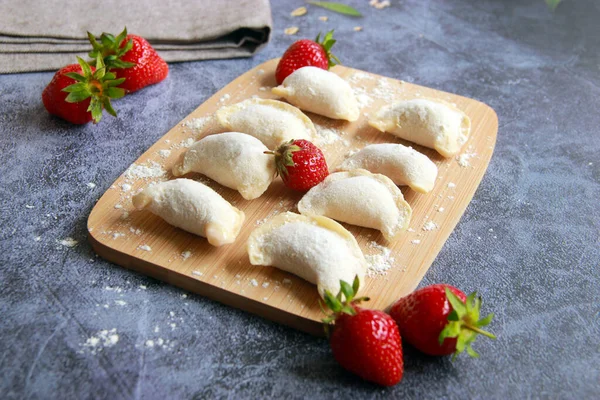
[
  {"xmin": 88, "ymin": 28, "xmax": 168, "ymax": 93},
  {"xmin": 42, "ymin": 56, "xmax": 125, "ymax": 124},
  {"xmin": 275, "ymin": 30, "xmax": 340, "ymax": 84},
  {"xmin": 389, "ymin": 284, "xmax": 496, "ymax": 358},
  {"xmin": 323, "ymin": 277, "xmax": 404, "ymax": 386},
  {"xmin": 269, "ymin": 139, "xmax": 329, "ymax": 191}
]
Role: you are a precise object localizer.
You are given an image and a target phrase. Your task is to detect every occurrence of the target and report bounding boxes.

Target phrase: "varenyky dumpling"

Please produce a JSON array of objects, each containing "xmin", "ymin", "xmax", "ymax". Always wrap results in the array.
[
  {"xmin": 247, "ymin": 212, "xmax": 366, "ymax": 298},
  {"xmin": 298, "ymin": 169, "xmax": 412, "ymax": 241},
  {"xmin": 132, "ymin": 179, "xmax": 244, "ymax": 247},
  {"xmin": 272, "ymin": 66, "xmax": 360, "ymax": 122},
  {"xmin": 338, "ymin": 143, "xmax": 438, "ymax": 193},
  {"xmin": 172, "ymin": 132, "xmax": 275, "ymax": 200},
  {"xmin": 215, "ymin": 98, "xmax": 315, "ymax": 149},
  {"xmin": 368, "ymin": 99, "xmax": 471, "ymax": 157}
]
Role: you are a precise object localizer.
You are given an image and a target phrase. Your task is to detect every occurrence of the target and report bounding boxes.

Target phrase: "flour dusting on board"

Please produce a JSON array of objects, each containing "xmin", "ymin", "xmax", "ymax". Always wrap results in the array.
[{"xmin": 365, "ymin": 242, "xmax": 396, "ymax": 277}]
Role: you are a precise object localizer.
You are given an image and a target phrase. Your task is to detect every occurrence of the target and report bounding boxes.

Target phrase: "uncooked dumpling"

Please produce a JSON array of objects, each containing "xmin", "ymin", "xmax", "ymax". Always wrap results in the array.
[
  {"xmin": 298, "ymin": 169, "xmax": 412, "ymax": 241},
  {"xmin": 272, "ymin": 66, "xmax": 359, "ymax": 121},
  {"xmin": 132, "ymin": 179, "xmax": 244, "ymax": 247},
  {"xmin": 247, "ymin": 212, "xmax": 366, "ymax": 298},
  {"xmin": 338, "ymin": 143, "xmax": 438, "ymax": 193},
  {"xmin": 215, "ymin": 98, "xmax": 315, "ymax": 149},
  {"xmin": 368, "ymin": 99, "xmax": 470, "ymax": 157},
  {"xmin": 172, "ymin": 132, "xmax": 275, "ymax": 200}
]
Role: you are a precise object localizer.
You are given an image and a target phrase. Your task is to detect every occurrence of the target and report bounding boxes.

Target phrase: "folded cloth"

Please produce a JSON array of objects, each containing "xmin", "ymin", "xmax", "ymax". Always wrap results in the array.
[{"xmin": 0, "ymin": 0, "xmax": 272, "ymax": 73}]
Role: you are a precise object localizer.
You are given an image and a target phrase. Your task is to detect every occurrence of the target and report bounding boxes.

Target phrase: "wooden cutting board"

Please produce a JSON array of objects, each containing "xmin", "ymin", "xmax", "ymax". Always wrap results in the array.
[{"xmin": 88, "ymin": 59, "xmax": 498, "ymax": 336}]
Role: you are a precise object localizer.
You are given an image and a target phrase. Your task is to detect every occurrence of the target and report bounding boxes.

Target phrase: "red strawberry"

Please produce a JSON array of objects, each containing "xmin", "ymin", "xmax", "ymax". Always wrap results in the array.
[
  {"xmin": 275, "ymin": 30, "xmax": 340, "ymax": 84},
  {"xmin": 270, "ymin": 139, "xmax": 328, "ymax": 191},
  {"xmin": 389, "ymin": 284, "xmax": 495, "ymax": 358},
  {"xmin": 42, "ymin": 57, "xmax": 125, "ymax": 124},
  {"xmin": 88, "ymin": 28, "xmax": 168, "ymax": 93},
  {"xmin": 323, "ymin": 277, "xmax": 403, "ymax": 386}
]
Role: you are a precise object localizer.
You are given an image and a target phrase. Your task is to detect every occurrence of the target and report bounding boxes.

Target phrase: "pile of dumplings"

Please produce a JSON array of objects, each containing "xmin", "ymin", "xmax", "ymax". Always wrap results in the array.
[{"xmin": 132, "ymin": 65, "xmax": 471, "ymax": 297}]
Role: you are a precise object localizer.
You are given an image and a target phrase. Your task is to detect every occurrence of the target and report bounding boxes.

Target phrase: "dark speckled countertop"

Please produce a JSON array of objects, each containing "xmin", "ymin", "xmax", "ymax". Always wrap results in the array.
[{"xmin": 1, "ymin": 0, "xmax": 599, "ymax": 398}]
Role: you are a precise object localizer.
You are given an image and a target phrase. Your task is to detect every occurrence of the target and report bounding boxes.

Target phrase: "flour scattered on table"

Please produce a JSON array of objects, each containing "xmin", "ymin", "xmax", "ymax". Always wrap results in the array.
[
  {"xmin": 262, "ymin": 282, "xmax": 270, "ymax": 288},
  {"xmin": 114, "ymin": 300, "xmax": 127, "ymax": 306},
  {"xmin": 250, "ymin": 279, "xmax": 259, "ymax": 287},
  {"xmin": 191, "ymin": 270, "xmax": 203, "ymax": 277},
  {"xmin": 447, "ymin": 182, "xmax": 456, "ymax": 188},
  {"xmin": 58, "ymin": 237, "xmax": 78, "ymax": 248},
  {"xmin": 181, "ymin": 251, "xmax": 192, "ymax": 260},
  {"xmin": 34, "ymin": 236, "xmax": 41, "ymax": 242},
  {"xmin": 456, "ymin": 152, "xmax": 476, "ymax": 167},
  {"xmin": 86, "ymin": 182, "xmax": 96, "ymax": 189},
  {"xmin": 365, "ymin": 242, "xmax": 395, "ymax": 277},
  {"xmin": 138, "ymin": 244, "xmax": 152, "ymax": 252},
  {"xmin": 411, "ymin": 239, "xmax": 421, "ymax": 245},
  {"xmin": 183, "ymin": 116, "xmax": 212, "ymax": 132},
  {"xmin": 158, "ymin": 149, "xmax": 171, "ymax": 159},
  {"xmin": 81, "ymin": 329, "xmax": 119, "ymax": 355},
  {"xmin": 126, "ymin": 161, "xmax": 165, "ymax": 180},
  {"xmin": 438, "ymin": 207, "xmax": 445, "ymax": 213},
  {"xmin": 314, "ymin": 124, "xmax": 344, "ymax": 146},
  {"xmin": 422, "ymin": 221, "xmax": 438, "ymax": 231}
]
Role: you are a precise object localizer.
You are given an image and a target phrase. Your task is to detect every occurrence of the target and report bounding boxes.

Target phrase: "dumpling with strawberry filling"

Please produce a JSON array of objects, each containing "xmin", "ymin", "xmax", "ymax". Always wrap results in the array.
[
  {"xmin": 215, "ymin": 98, "xmax": 315, "ymax": 149},
  {"xmin": 272, "ymin": 66, "xmax": 360, "ymax": 122},
  {"xmin": 368, "ymin": 98, "xmax": 471, "ymax": 157},
  {"xmin": 298, "ymin": 169, "xmax": 412, "ymax": 241},
  {"xmin": 172, "ymin": 132, "xmax": 275, "ymax": 200},
  {"xmin": 132, "ymin": 179, "xmax": 244, "ymax": 247},
  {"xmin": 338, "ymin": 143, "xmax": 438, "ymax": 193},
  {"xmin": 247, "ymin": 212, "xmax": 366, "ymax": 298}
]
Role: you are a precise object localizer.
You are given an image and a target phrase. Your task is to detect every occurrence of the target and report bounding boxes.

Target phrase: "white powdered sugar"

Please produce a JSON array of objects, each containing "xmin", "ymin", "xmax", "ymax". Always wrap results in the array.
[{"xmin": 183, "ymin": 116, "xmax": 211, "ymax": 132}]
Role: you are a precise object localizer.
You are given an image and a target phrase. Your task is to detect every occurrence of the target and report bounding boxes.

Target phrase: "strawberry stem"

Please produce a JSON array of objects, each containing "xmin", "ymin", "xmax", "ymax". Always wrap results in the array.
[{"xmin": 464, "ymin": 323, "xmax": 496, "ymax": 339}]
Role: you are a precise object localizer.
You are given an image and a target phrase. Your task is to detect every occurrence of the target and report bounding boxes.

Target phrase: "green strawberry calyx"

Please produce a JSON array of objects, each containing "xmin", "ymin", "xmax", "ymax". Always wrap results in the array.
[
  {"xmin": 321, "ymin": 276, "xmax": 369, "ymax": 336},
  {"xmin": 264, "ymin": 139, "xmax": 302, "ymax": 178},
  {"xmin": 439, "ymin": 287, "xmax": 496, "ymax": 359},
  {"xmin": 87, "ymin": 27, "xmax": 136, "ymax": 70},
  {"xmin": 315, "ymin": 30, "xmax": 341, "ymax": 68},
  {"xmin": 62, "ymin": 56, "xmax": 126, "ymax": 123}
]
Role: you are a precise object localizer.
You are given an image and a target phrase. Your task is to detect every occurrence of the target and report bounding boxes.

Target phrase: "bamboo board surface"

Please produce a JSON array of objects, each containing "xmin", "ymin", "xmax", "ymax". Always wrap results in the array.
[{"xmin": 88, "ymin": 59, "xmax": 498, "ymax": 336}]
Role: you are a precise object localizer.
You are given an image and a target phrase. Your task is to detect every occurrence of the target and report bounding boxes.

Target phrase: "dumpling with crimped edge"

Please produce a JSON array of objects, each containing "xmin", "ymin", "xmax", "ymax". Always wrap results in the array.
[
  {"xmin": 298, "ymin": 169, "xmax": 412, "ymax": 241},
  {"xmin": 172, "ymin": 132, "xmax": 275, "ymax": 200},
  {"xmin": 272, "ymin": 66, "xmax": 359, "ymax": 122},
  {"xmin": 215, "ymin": 98, "xmax": 315, "ymax": 149},
  {"xmin": 368, "ymin": 98, "xmax": 471, "ymax": 157},
  {"xmin": 247, "ymin": 212, "xmax": 366, "ymax": 298},
  {"xmin": 132, "ymin": 179, "xmax": 244, "ymax": 247},
  {"xmin": 338, "ymin": 143, "xmax": 438, "ymax": 194}
]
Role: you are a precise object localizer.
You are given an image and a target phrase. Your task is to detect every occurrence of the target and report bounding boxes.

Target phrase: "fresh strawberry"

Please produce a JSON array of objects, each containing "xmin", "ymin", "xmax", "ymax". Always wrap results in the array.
[
  {"xmin": 275, "ymin": 30, "xmax": 340, "ymax": 84},
  {"xmin": 323, "ymin": 277, "xmax": 403, "ymax": 386},
  {"xmin": 42, "ymin": 57, "xmax": 125, "ymax": 124},
  {"xmin": 88, "ymin": 28, "xmax": 168, "ymax": 93},
  {"xmin": 389, "ymin": 284, "xmax": 495, "ymax": 358},
  {"xmin": 269, "ymin": 139, "xmax": 328, "ymax": 191}
]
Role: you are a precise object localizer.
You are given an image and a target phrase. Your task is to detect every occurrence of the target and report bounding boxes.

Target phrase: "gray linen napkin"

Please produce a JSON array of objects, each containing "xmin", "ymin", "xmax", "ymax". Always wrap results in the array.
[{"xmin": 0, "ymin": 0, "xmax": 272, "ymax": 73}]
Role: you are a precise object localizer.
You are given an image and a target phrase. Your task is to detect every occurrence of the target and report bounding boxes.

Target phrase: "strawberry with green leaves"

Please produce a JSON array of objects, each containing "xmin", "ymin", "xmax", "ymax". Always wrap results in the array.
[
  {"xmin": 389, "ymin": 284, "xmax": 495, "ymax": 358},
  {"xmin": 275, "ymin": 30, "xmax": 340, "ymax": 84},
  {"xmin": 42, "ymin": 56, "xmax": 125, "ymax": 124},
  {"xmin": 323, "ymin": 277, "xmax": 404, "ymax": 386},
  {"xmin": 269, "ymin": 139, "xmax": 328, "ymax": 191},
  {"xmin": 88, "ymin": 27, "xmax": 168, "ymax": 93}
]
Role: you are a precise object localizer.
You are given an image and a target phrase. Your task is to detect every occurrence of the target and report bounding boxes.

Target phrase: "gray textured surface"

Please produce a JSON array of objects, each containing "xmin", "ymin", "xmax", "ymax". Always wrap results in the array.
[{"xmin": 1, "ymin": 0, "xmax": 599, "ymax": 398}]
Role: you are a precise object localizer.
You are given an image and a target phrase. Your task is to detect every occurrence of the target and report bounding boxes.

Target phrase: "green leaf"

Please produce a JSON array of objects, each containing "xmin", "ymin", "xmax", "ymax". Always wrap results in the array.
[
  {"xmin": 339, "ymin": 280, "xmax": 354, "ymax": 302},
  {"xmin": 115, "ymin": 27, "xmax": 128, "ymax": 46},
  {"xmin": 307, "ymin": 2, "xmax": 362, "ymax": 17},
  {"xmin": 466, "ymin": 344, "xmax": 480, "ymax": 358},
  {"xmin": 545, "ymin": 0, "xmax": 562, "ymax": 11},
  {"xmin": 445, "ymin": 287, "xmax": 467, "ymax": 316},
  {"xmin": 100, "ymin": 33, "xmax": 116, "ymax": 48},
  {"xmin": 65, "ymin": 90, "xmax": 91, "ymax": 103},
  {"xmin": 64, "ymin": 72, "xmax": 86, "ymax": 82},
  {"xmin": 62, "ymin": 82, "xmax": 88, "ymax": 93},
  {"xmin": 106, "ymin": 87, "xmax": 125, "ymax": 99},
  {"xmin": 89, "ymin": 98, "xmax": 103, "ymax": 124},
  {"xmin": 478, "ymin": 313, "xmax": 494, "ymax": 327},
  {"xmin": 110, "ymin": 59, "xmax": 136, "ymax": 69},
  {"xmin": 439, "ymin": 321, "xmax": 461, "ymax": 344},
  {"xmin": 106, "ymin": 77, "xmax": 126, "ymax": 87},
  {"xmin": 76, "ymin": 57, "xmax": 92, "ymax": 77},
  {"xmin": 103, "ymin": 97, "xmax": 117, "ymax": 117},
  {"xmin": 352, "ymin": 275, "xmax": 360, "ymax": 295}
]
